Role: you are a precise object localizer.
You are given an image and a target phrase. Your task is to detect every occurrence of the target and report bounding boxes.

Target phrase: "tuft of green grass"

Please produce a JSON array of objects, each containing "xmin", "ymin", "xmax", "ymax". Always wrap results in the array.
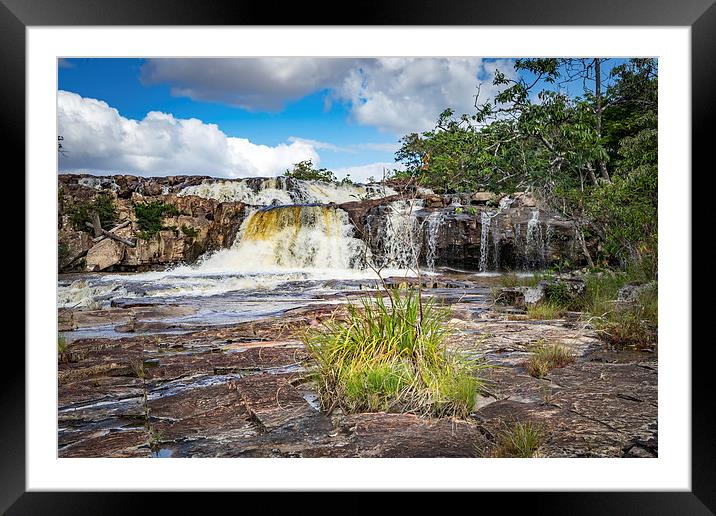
[
  {"xmin": 492, "ymin": 420, "xmax": 546, "ymax": 457},
  {"xmin": 579, "ymin": 274, "xmax": 657, "ymax": 349},
  {"xmin": 131, "ymin": 360, "xmax": 146, "ymax": 379},
  {"xmin": 303, "ymin": 287, "xmax": 485, "ymax": 419},
  {"xmin": 149, "ymin": 427, "xmax": 162, "ymax": 453},
  {"xmin": 524, "ymin": 341, "xmax": 575, "ymax": 379},
  {"xmin": 58, "ymin": 335, "xmax": 68, "ymax": 363},
  {"xmin": 596, "ymin": 284, "xmax": 657, "ymax": 349},
  {"xmin": 526, "ymin": 301, "xmax": 565, "ymax": 320},
  {"xmin": 498, "ymin": 273, "xmax": 547, "ymax": 288}
]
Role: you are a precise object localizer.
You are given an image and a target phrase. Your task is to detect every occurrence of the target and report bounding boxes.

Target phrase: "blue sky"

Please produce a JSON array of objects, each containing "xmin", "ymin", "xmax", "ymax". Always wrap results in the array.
[{"xmin": 58, "ymin": 57, "xmax": 629, "ymax": 182}]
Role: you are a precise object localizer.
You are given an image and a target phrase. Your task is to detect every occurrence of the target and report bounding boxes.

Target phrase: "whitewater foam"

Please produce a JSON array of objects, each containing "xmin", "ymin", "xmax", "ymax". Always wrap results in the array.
[{"xmin": 179, "ymin": 177, "xmax": 397, "ymax": 206}]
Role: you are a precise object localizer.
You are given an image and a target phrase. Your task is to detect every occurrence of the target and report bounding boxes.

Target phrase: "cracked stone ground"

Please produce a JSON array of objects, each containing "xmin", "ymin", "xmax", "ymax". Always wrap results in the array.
[{"xmin": 57, "ymin": 282, "xmax": 657, "ymax": 458}]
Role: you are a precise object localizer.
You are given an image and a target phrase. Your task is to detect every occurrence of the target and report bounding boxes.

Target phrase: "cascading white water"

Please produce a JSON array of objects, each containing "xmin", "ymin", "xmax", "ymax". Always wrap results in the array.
[
  {"xmin": 478, "ymin": 196, "xmax": 515, "ymax": 272},
  {"xmin": 479, "ymin": 211, "xmax": 492, "ymax": 272},
  {"xmin": 195, "ymin": 205, "xmax": 368, "ymax": 272},
  {"xmin": 179, "ymin": 177, "xmax": 397, "ymax": 206},
  {"xmin": 491, "ymin": 222, "xmax": 502, "ymax": 270},
  {"xmin": 526, "ymin": 210, "xmax": 547, "ymax": 267},
  {"xmin": 424, "ymin": 211, "xmax": 444, "ymax": 270},
  {"xmin": 371, "ymin": 200, "xmax": 423, "ymax": 270}
]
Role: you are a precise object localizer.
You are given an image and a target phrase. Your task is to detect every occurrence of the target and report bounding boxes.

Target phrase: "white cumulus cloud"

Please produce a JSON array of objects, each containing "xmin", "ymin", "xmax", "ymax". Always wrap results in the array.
[
  {"xmin": 140, "ymin": 58, "xmax": 360, "ymax": 111},
  {"xmin": 334, "ymin": 58, "xmax": 516, "ymax": 134},
  {"xmin": 57, "ymin": 90, "xmax": 319, "ymax": 177},
  {"xmin": 139, "ymin": 58, "xmax": 516, "ymax": 134}
]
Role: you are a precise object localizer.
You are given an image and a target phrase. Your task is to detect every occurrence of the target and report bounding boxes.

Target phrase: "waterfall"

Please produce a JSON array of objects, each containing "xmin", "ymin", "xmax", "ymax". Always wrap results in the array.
[
  {"xmin": 478, "ymin": 196, "xmax": 515, "ymax": 272},
  {"xmin": 479, "ymin": 211, "xmax": 491, "ymax": 272},
  {"xmin": 424, "ymin": 211, "xmax": 444, "ymax": 270},
  {"xmin": 492, "ymin": 223, "xmax": 502, "ymax": 270},
  {"xmin": 195, "ymin": 205, "xmax": 367, "ymax": 271},
  {"xmin": 179, "ymin": 177, "xmax": 397, "ymax": 206},
  {"xmin": 525, "ymin": 210, "xmax": 547, "ymax": 268},
  {"xmin": 364, "ymin": 200, "xmax": 423, "ymax": 270}
]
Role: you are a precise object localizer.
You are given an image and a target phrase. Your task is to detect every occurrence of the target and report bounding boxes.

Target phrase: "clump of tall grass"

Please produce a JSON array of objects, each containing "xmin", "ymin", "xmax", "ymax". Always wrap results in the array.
[
  {"xmin": 491, "ymin": 420, "xmax": 546, "ymax": 457},
  {"xmin": 575, "ymin": 272, "xmax": 657, "ymax": 348},
  {"xmin": 524, "ymin": 341, "xmax": 575, "ymax": 379},
  {"xmin": 526, "ymin": 301, "xmax": 565, "ymax": 320},
  {"xmin": 58, "ymin": 335, "xmax": 69, "ymax": 364},
  {"xmin": 596, "ymin": 285, "xmax": 657, "ymax": 348},
  {"xmin": 303, "ymin": 287, "xmax": 484, "ymax": 419},
  {"xmin": 498, "ymin": 272, "xmax": 547, "ymax": 288}
]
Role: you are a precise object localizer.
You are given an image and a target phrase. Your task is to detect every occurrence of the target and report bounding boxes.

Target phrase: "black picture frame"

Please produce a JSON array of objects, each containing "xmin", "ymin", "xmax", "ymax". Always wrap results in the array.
[{"xmin": 4, "ymin": 0, "xmax": 711, "ymax": 511}]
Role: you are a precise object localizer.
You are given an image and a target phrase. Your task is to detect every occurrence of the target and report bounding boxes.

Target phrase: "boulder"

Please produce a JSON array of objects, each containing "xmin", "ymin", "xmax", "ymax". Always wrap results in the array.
[
  {"xmin": 617, "ymin": 281, "xmax": 657, "ymax": 303},
  {"xmin": 512, "ymin": 192, "xmax": 538, "ymax": 207},
  {"xmin": 472, "ymin": 191, "xmax": 496, "ymax": 203},
  {"xmin": 422, "ymin": 194, "xmax": 445, "ymax": 208},
  {"xmin": 59, "ymin": 228, "xmax": 92, "ymax": 269},
  {"xmin": 338, "ymin": 195, "xmax": 400, "ymax": 233},
  {"xmin": 85, "ymin": 238, "xmax": 125, "ymax": 271},
  {"xmin": 496, "ymin": 286, "xmax": 545, "ymax": 308}
]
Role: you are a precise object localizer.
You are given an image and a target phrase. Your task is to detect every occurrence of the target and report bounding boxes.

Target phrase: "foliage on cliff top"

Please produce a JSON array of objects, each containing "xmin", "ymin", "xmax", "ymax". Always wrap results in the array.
[
  {"xmin": 134, "ymin": 200, "xmax": 181, "ymax": 240},
  {"xmin": 303, "ymin": 287, "xmax": 485, "ymax": 418},
  {"xmin": 393, "ymin": 58, "xmax": 658, "ymax": 271},
  {"xmin": 285, "ymin": 159, "xmax": 337, "ymax": 182},
  {"xmin": 285, "ymin": 159, "xmax": 353, "ymax": 185},
  {"xmin": 68, "ymin": 192, "xmax": 118, "ymax": 233}
]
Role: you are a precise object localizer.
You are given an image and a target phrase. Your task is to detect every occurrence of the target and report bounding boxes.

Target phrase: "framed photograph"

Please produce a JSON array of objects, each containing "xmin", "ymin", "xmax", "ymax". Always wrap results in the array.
[{"xmin": 5, "ymin": 0, "xmax": 710, "ymax": 511}]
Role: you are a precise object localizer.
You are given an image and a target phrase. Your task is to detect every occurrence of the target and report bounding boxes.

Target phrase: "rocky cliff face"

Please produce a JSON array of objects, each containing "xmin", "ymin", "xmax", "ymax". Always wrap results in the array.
[
  {"xmin": 58, "ymin": 174, "xmax": 589, "ymax": 272},
  {"xmin": 58, "ymin": 175, "xmax": 249, "ymax": 272},
  {"xmin": 355, "ymin": 193, "xmax": 587, "ymax": 271}
]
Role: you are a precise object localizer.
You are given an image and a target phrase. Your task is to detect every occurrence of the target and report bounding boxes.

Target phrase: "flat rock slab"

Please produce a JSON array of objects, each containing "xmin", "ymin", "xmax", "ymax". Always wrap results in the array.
[
  {"xmin": 145, "ymin": 347, "xmax": 308, "ymax": 382},
  {"xmin": 149, "ymin": 383, "xmax": 259, "ymax": 444},
  {"xmin": 233, "ymin": 373, "xmax": 324, "ymax": 432},
  {"xmin": 303, "ymin": 412, "xmax": 488, "ymax": 458},
  {"xmin": 474, "ymin": 360, "xmax": 657, "ymax": 458},
  {"xmin": 59, "ymin": 429, "xmax": 151, "ymax": 458},
  {"xmin": 59, "ymin": 376, "xmax": 144, "ymax": 408},
  {"xmin": 449, "ymin": 318, "xmax": 600, "ymax": 362},
  {"xmin": 58, "ymin": 361, "xmax": 137, "ymax": 384}
]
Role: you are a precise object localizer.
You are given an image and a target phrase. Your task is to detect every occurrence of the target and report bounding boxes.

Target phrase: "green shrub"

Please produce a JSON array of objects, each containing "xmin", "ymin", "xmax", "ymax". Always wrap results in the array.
[
  {"xmin": 543, "ymin": 281, "xmax": 572, "ymax": 306},
  {"xmin": 68, "ymin": 193, "xmax": 118, "ymax": 232},
  {"xmin": 180, "ymin": 224, "xmax": 200, "ymax": 238},
  {"xmin": 58, "ymin": 242, "xmax": 70, "ymax": 266},
  {"xmin": 303, "ymin": 287, "xmax": 484, "ymax": 418},
  {"xmin": 498, "ymin": 273, "xmax": 522, "ymax": 288},
  {"xmin": 134, "ymin": 201, "xmax": 181, "ymax": 240}
]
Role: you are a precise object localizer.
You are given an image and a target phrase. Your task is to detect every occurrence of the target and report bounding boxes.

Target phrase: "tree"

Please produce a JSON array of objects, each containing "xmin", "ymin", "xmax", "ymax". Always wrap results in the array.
[
  {"xmin": 393, "ymin": 57, "xmax": 658, "ymax": 270},
  {"xmin": 285, "ymin": 160, "xmax": 337, "ymax": 182},
  {"xmin": 58, "ymin": 135, "xmax": 67, "ymax": 156}
]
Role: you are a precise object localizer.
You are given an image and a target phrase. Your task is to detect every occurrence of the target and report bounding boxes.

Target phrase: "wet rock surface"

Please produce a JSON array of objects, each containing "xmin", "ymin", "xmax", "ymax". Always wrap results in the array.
[{"xmin": 58, "ymin": 276, "xmax": 657, "ymax": 458}]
